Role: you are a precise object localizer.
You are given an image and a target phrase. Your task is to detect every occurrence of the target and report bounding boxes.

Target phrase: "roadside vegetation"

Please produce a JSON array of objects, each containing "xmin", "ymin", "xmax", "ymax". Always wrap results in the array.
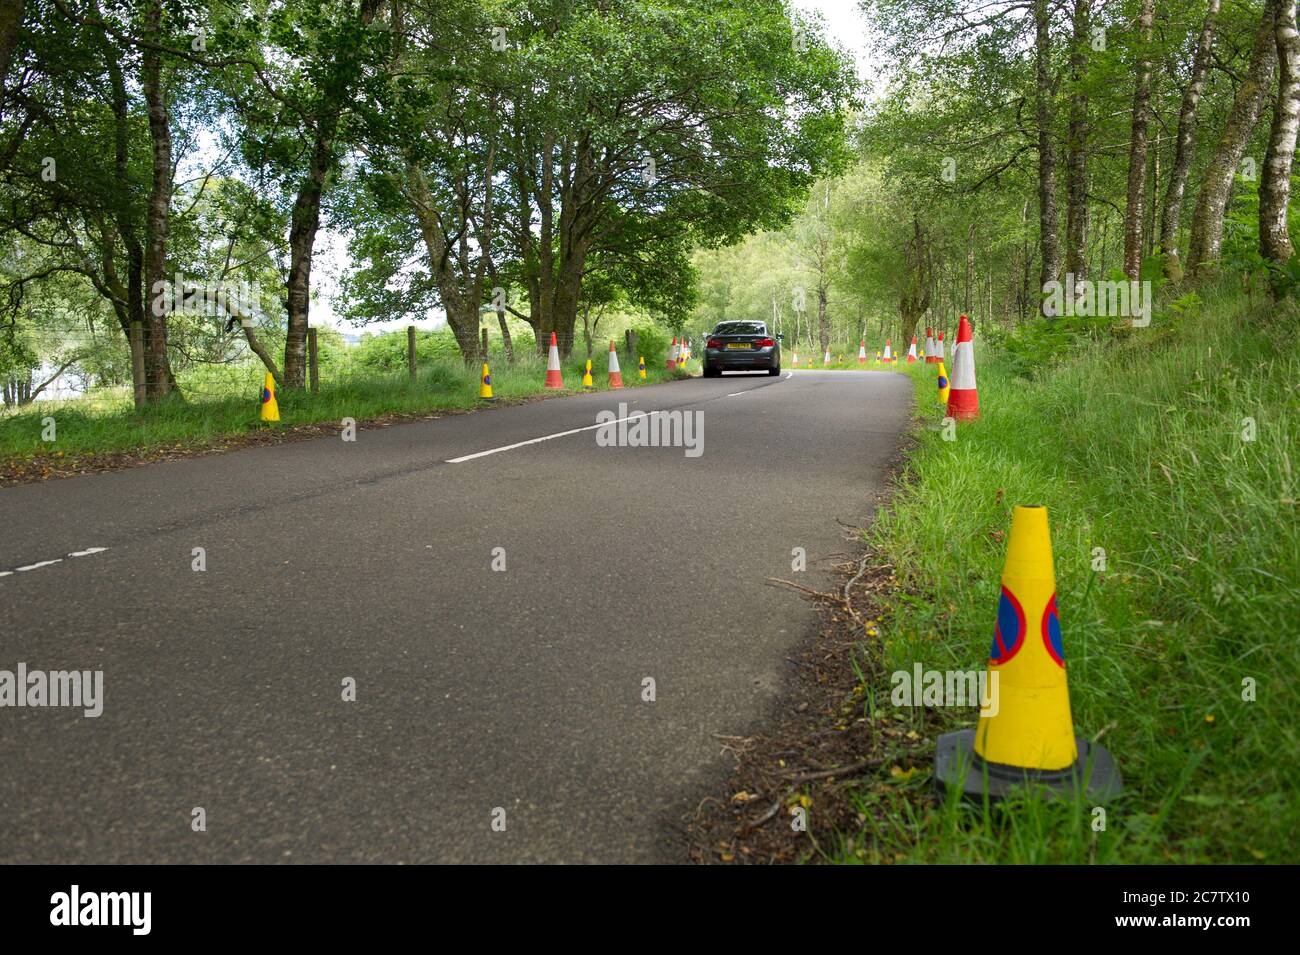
[
  {"xmin": 832, "ymin": 284, "xmax": 1298, "ymax": 863},
  {"xmin": 0, "ymin": 324, "xmax": 686, "ymax": 470}
]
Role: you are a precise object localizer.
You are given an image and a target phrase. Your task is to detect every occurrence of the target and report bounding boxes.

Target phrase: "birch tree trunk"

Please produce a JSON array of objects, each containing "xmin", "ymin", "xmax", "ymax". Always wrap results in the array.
[
  {"xmin": 1034, "ymin": 0, "xmax": 1062, "ymax": 307},
  {"xmin": 1188, "ymin": 4, "xmax": 1278, "ymax": 276},
  {"xmin": 1123, "ymin": 0, "xmax": 1156, "ymax": 281},
  {"xmin": 1064, "ymin": 0, "xmax": 1090, "ymax": 286},
  {"xmin": 1161, "ymin": 0, "xmax": 1221, "ymax": 281},
  {"xmin": 1260, "ymin": 0, "xmax": 1300, "ymax": 267}
]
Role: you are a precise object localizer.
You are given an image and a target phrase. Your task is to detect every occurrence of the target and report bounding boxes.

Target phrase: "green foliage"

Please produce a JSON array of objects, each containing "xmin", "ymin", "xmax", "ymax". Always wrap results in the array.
[
  {"xmin": 832, "ymin": 288, "xmax": 1300, "ymax": 863},
  {"xmin": 989, "ymin": 312, "xmax": 1115, "ymax": 378}
]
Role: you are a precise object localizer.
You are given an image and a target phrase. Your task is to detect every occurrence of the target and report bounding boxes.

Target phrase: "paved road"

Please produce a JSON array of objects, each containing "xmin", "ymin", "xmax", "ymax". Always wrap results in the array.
[{"xmin": 0, "ymin": 369, "xmax": 911, "ymax": 863}]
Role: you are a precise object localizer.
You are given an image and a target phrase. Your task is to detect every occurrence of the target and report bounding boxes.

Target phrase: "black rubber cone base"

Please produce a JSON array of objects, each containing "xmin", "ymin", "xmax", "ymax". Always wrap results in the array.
[{"xmin": 934, "ymin": 729, "xmax": 1123, "ymax": 802}]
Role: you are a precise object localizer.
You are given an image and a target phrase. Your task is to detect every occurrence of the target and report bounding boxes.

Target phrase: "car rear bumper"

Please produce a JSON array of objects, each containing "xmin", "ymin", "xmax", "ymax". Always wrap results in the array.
[{"xmin": 704, "ymin": 348, "xmax": 778, "ymax": 369}]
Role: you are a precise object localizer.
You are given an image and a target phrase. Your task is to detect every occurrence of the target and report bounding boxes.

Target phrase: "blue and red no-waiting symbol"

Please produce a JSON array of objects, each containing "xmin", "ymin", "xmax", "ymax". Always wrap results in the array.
[
  {"xmin": 261, "ymin": 388, "xmax": 271, "ymax": 404},
  {"xmin": 1042, "ymin": 592, "xmax": 1064, "ymax": 667},
  {"xmin": 989, "ymin": 585, "xmax": 1025, "ymax": 664}
]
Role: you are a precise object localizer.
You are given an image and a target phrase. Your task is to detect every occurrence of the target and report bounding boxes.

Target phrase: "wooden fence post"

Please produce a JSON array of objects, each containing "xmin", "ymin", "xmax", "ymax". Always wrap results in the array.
[{"xmin": 408, "ymin": 325, "xmax": 417, "ymax": 381}]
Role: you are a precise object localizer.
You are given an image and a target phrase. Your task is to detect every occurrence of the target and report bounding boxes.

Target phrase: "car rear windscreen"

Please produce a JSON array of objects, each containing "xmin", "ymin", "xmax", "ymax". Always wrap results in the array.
[{"xmin": 713, "ymin": 322, "xmax": 765, "ymax": 336}]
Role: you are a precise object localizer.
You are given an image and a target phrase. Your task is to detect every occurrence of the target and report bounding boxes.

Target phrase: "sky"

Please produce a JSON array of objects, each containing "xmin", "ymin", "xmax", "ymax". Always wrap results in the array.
[{"xmin": 318, "ymin": 0, "xmax": 877, "ymax": 336}]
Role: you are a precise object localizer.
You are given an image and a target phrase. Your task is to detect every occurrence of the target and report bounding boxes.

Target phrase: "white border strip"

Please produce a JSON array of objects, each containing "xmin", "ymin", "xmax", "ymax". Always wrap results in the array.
[{"xmin": 445, "ymin": 411, "xmax": 661, "ymax": 464}]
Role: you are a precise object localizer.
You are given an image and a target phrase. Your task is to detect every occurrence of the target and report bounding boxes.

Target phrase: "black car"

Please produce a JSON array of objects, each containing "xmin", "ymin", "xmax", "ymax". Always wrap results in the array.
[{"xmin": 702, "ymin": 321, "xmax": 781, "ymax": 377}]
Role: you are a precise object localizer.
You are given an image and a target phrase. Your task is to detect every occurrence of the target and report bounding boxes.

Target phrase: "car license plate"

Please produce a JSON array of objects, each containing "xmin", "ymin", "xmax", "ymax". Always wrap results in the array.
[{"xmin": 726, "ymin": 342, "xmax": 750, "ymax": 349}]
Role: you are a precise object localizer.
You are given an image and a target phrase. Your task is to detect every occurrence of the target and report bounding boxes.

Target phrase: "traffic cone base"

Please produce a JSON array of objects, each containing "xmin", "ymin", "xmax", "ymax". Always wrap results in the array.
[{"xmin": 934, "ymin": 729, "xmax": 1123, "ymax": 801}]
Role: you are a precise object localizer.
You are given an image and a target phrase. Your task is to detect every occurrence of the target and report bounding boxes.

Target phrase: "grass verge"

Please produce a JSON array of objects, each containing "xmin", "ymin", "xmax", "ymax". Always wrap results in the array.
[
  {"xmin": 0, "ymin": 352, "xmax": 691, "ymax": 484},
  {"xmin": 831, "ymin": 288, "xmax": 1298, "ymax": 863}
]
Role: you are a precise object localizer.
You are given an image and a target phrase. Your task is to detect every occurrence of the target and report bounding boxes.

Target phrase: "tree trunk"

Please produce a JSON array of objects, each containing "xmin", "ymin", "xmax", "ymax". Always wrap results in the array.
[
  {"xmin": 101, "ymin": 26, "xmax": 150, "ymax": 400},
  {"xmin": 899, "ymin": 214, "xmax": 932, "ymax": 340},
  {"xmin": 0, "ymin": 0, "xmax": 23, "ymax": 115},
  {"xmin": 1161, "ymin": 0, "xmax": 1221, "ymax": 280},
  {"xmin": 284, "ymin": 127, "xmax": 334, "ymax": 389},
  {"xmin": 1034, "ymin": 0, "xmax": 1062, "ymax": 307},
  {"xmin": 1123, "ymin": 0, "xmax": 1156, "ymax": 281},
  {"xmin": 964, "ymin": 221, "xmax": 975, "ymax": 313},
  {"xmin": 1260, "ymin": 0, "xmax": 1300, "ymax": 267},
  {"xmin": 496, "ymin": 308, "xmax": 514, "ymax": 362},
  {"xmin": 1188, "ymin": 3, "xmax": 1278, "ymax": 276},
  {"xmin": 281, "ymin": 0, "xmax": 381, "ymax": 388},
  {"xmin": 817, "ymin": 283, "xmax": 829, "ymax": 353},
  {"xmin": 1064, "ymin": 0, "xmax": 1090, "ymax": 285},
  {"xmin": 141, "ymin": 0, "xmax": 176, "ymax": 401}
]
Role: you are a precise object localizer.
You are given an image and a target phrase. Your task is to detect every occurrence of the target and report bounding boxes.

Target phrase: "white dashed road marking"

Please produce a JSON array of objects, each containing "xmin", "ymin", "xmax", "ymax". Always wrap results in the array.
[
  {"xmin": 446, "ymin": 411, "xmax": 662, "ymax": 464},
  {"xmin": 0, "ymin": 547, "xmax": 109, "ymax": 578}
]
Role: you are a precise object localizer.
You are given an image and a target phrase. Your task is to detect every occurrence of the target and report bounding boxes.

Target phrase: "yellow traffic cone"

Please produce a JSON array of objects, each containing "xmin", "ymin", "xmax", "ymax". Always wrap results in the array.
[
  {"xmin": 638, "ymin": 356, "xmax": 647, "ymax": 380},
  {"xmin": 479, "ymin": 362, "xmax": 495, "ymax": 401},
  {"xmin": 582, "ymin": 358, "xmax": 594, "ymax": 389},
  {"xmin": 259, "ymin": 372, "xmax": 279, "ymax": 423},
  {"xmin": 935, "ymin": 506, "xmax": 1122, "ymax": 800},
  {"xmin": 936, "ymin": 360, "xmax": 950, "ymax": 406}
]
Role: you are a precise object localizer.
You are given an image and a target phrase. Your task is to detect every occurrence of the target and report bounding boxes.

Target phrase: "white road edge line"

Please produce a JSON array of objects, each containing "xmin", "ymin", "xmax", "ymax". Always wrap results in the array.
[
  {"xmin": 785, "ymin": 371, "xmax": 793, "ymax": 379},
  {"xmin": 446, "ymin": 411, "xmax": 661, "ymax": 464},
  {"xmin": 68, "ymin": 547, "xmax": 108, "ymax": 558}
]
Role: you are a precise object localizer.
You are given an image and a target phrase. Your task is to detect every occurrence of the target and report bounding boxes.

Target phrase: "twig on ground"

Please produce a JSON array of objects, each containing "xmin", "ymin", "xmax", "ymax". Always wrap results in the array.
[{"xmin": 743, "ymin": 757, "xmax": 884, "ymax": 834}]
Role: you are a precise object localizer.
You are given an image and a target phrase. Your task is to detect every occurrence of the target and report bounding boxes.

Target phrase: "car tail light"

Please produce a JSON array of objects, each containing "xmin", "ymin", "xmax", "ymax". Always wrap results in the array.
[
  {"xmin": 707, "ymin": 337, "xmax": 723, "ymax": 349},
  {"xmin": 756, "ymin": 337, "xmax": 775, "ymax": 348}
]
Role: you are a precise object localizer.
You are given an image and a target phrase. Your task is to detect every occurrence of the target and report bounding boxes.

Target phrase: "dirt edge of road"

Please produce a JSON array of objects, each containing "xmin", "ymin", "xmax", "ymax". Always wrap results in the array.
[{"xmin": 683, "ymin": 434, "xmax": 933, "ymax": 864}]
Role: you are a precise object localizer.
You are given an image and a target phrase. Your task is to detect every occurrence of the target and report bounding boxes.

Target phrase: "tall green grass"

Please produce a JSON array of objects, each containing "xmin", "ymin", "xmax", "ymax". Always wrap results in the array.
[
  {"xmin": 0, "ymin": 351, "xmax": 690, "ymax": 462},
  {"xmin": 835, "ymin": 287, "xmax": 1299, "ymax": 864}
]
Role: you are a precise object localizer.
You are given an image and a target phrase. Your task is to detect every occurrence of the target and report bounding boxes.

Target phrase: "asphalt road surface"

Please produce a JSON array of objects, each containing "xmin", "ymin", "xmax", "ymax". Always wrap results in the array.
[{"xmin": 0, "ymin": 368, "xmax": 911, "ymax": 863}]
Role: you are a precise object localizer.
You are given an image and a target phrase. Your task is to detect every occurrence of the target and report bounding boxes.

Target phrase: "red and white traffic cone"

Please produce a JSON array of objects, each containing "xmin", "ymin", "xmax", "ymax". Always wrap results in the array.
[
  {"xmin": 823, "ymin": 348, "xmax": 831, "ymax": 365},
  {"xmin": 667, "ymin": 337, "xmax": 678, "ymax": 370},
  {"xmin": 883, "ymin": 339, "xmax": 893, "ymax": 363},
  {"xmin": 858, "ymin": 340, "xmax": 867, "ymax": 363},
  {"xmin": 906, "ymin": 336, "xmax": 918, "ymax": 363},
  {"xmin": 925, "ymin": 327, "xmax": 936, "ymax": 363},
  {"xmin": 946, "ymin": 314, "xmax": 979, "ymax": 419},
  {"xmin": 544, "ymin": 332, "xmax": 564, "ymax": 389},
  {"xmin": 935, "ymin": 329, "xmax": 945, "ymax": 364},
  {"xmin": 607, "ymin": 340, "xmax": 624, "ymax": 389}
]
